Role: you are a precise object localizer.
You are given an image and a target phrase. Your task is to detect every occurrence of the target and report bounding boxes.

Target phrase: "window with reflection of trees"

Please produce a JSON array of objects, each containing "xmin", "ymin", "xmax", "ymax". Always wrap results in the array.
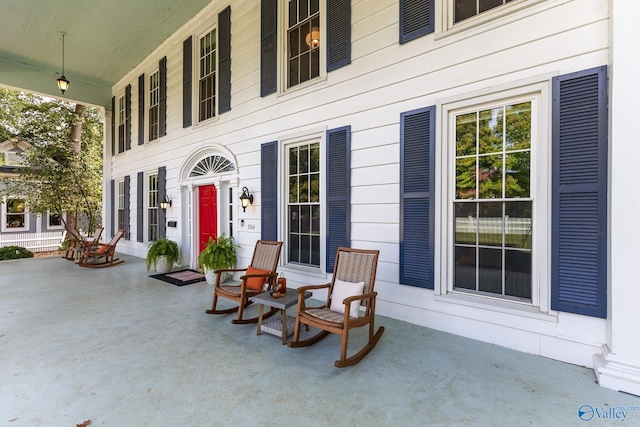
[
  {"xmin": 287, "ymin": 0, "xmax": 320, "ymax": 88},
  {"xmin": 288, "ymin": 142, "xmax": 320, "ymax": 266},
  {"xmin": 454, "ymin": 0, "xmax": 516, "ymax": 24},
  {"xmin": 454, "ymin": 101, "xmax": 532, "ymax": 301},
  {"xmin": 6, "ymin": 198, "xmax": 26, "ymax": 229}
]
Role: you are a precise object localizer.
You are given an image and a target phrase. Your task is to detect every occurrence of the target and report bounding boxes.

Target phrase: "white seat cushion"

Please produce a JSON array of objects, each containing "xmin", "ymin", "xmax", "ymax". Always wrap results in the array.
[{"xmin": 330, "ymin": 279, "xmax": 365, "ymax": 318}]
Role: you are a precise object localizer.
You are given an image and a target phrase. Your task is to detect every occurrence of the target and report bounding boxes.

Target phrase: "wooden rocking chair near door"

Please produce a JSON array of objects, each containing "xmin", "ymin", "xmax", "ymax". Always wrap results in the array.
[
  {"xmin": 288, "ymin": 247, "xmax": 384, "ymax": 368},
  {"xmin": 206, "ymin": 240, "xmax": 282, "ymax": 324},
  {"xmin": 78, "ymin": 229, "xmax": 125, "ymax": 268}
]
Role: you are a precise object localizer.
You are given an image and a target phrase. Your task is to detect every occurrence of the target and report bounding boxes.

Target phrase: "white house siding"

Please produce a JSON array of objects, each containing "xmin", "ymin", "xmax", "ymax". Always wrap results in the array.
[{"xmin": 104, "ymin": 0, "xmax": 639, "ymax": 391}]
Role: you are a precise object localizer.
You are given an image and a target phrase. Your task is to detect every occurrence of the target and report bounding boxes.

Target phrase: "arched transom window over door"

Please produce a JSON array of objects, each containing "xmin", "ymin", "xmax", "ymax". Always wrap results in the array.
[{"xmin": 189, "ymin": 155, "xmax": 235, "ymax": 177}]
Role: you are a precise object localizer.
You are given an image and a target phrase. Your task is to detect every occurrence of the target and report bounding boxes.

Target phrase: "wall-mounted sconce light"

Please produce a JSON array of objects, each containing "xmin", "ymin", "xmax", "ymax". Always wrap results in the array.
[
  {"xmin": 239, "ymin": 187, "xmax": 253, "ymax": 212},
  {"xmin": 160, "ymin": 194, "xmax": 172, "ymax": 211},
  {"xmin": 56, "ymin": 32, "xmax": 70, "ymax": 94},
  {"xmin": 305, "ymin": 27, "xmax": 320, "ymax": 48}
]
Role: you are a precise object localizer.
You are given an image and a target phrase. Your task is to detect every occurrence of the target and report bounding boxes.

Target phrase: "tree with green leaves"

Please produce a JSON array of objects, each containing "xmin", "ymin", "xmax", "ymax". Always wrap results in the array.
[{"xmin": 0, "ymin": 87, "xmax": 103, "ymax": 234}]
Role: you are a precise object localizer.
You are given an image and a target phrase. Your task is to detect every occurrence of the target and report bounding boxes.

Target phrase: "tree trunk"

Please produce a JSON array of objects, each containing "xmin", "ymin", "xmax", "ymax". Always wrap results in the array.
[{"xmin": 70, "ymin": 104, "xmax": 85, "ymax": 154}]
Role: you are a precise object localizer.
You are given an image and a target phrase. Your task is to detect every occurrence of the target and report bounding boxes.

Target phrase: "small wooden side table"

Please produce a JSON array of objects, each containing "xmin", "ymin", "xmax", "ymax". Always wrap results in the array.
[{"xmin": 250, "ymin": 290, "xmax": 312, "ymax": 345}]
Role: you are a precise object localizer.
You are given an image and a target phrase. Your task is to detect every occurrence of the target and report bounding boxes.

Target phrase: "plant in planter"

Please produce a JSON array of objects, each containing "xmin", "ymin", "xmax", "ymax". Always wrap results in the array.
[
  {"xmin": 197, "ymin": 234, "xmax": 239, "ymax": 284},
  {"xmin": 146, "ymin": 237, "xmax": 180, "ymax": 273}
]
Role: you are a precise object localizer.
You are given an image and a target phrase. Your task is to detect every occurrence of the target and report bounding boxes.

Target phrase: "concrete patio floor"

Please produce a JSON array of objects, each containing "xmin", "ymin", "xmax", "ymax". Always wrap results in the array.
[{"xmin": 1, "ymin": 254, "xmax": 639, "ymax": 426}]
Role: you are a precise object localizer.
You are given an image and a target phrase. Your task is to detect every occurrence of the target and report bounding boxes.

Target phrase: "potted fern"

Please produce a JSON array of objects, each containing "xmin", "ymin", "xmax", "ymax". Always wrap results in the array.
[
  {"xmin": 146, "ymin": 237, "xmax": 180, "ymax": 273},
  {"xmin": 198, "ymin": 234, "xmax": 239, "ymax": 284}
]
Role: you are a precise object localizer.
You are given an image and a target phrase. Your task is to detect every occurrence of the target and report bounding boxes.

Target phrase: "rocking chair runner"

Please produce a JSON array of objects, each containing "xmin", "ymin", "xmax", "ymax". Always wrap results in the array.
[
  {"xmin": 288, "ymin": 247, "xmax": 384, "ymax": 368},
  {"xmin": 77, "ymin": 229, "xmax": 125, "ymax": 268},
  {"xmin": 206, "ymin": 240, "xmax": 282, "ymax": 324}
]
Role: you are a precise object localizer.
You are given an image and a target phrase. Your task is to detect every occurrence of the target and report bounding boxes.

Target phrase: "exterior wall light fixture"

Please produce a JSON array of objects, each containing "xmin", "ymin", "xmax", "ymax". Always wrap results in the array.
[
  {"xmin": 160, "ymin": 194, "xmax": 172, "ymax": 211},
  {"xmin": 239, "ymin": 187, "xmax": 253, "ymax": 212}
]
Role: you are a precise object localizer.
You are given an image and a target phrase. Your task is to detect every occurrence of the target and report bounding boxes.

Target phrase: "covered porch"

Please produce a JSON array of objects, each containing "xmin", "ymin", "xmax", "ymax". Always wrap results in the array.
[{"xmin": 1, "ymin": 255, "xmax": 638, "ymax": 426}]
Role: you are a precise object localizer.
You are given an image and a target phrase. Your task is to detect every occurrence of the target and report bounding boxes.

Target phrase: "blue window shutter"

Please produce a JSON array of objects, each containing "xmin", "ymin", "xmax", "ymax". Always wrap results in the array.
[
  {"xmin": 111, "ymin": 96, "xmax": 115, "ymax": 156},
  {"xmin": 110, "ymin": 179, "xmax": 115, "ymax": 237},
  {"xmin": 399, "ymin": 0, "xmax": 434, "ymax": 44},
  {"xmin": 183, "ymin": 36, "xmax": 192, "ymax": 128},
  {"xmin": 158, "ymin": 166, "xmax": 166, "ymax": 239},
  {"xmin": 125, "ymin": 84, "xmax": 131, "ymax": 150},
  {"xmin": 159, "ymin": 57, "xmax": 167, "ymax": 137},
  {"xmin": 400, "ymin": 106, "xmax": 435, "ymax": 289},
  {"xmin": 138, "ymin": 74, "xmax": 145, "ymax": 144},
  {"xmin": 326, "ymin": 126, "xmax": 351, "ymax": 272},
  {"xmin": 326, "ymin": 0, "xmax": 351, "ymax": 72},
  {"xmin": 261, "ymin": 0, "xmax": 277, "ymax": 97},
  {"xmin": 137, "ymin": 172, "xmax": 144, "ymax": 242},
  {"xmin": 261, "ymin": 141, "xmax": 278, "ymax": 241},
  {"xmin": 551, "ymin": 66, "xmax": 608, "ymax": 318},
  {"xmin": 123, "ymin": 175, "xmax": 130, "ymax": 240},
  {"xmin": 219, "ymin": 6, "xmax": 232, "ymax": 114}
]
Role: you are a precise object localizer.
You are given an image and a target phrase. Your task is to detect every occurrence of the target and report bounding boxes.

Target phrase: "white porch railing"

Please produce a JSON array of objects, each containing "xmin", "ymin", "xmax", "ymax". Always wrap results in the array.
[{"xmin": 0, "ymin": 230, "xmax": 66, "ymax": 253}]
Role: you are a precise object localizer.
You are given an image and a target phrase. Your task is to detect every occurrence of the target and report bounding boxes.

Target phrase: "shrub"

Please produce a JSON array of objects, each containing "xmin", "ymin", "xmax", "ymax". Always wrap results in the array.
[{"xmin": 0, "ymin": 246, "xmax": 34, "ymax": 261}]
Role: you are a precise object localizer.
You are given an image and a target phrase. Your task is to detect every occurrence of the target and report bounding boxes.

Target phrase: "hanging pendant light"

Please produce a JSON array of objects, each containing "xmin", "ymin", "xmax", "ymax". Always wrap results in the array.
[{"xmin": 57, "ymin": 32, "xmax": 70, "ymax": 94}]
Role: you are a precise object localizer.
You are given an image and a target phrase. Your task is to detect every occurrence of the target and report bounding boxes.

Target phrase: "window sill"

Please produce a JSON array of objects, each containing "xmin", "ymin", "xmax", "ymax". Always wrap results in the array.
[
  {"xmin": 434, "ymin": 290, "xmax": 556, "ymax": 323},
  {"xmin": 277, "ymin": 75, "xmax": 327, "ymax": 99},
  {"xmin": 279, "ymin": 263, "xmax": 328, "ymax": 281}
]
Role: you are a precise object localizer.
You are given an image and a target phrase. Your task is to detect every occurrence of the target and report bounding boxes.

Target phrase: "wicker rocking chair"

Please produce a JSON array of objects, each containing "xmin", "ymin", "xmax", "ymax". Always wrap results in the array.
[
  {"xmin": 288, "ymin": 247, "xmax": 384, "ymax": 368},
  {"xmin": 206, "ymin": 240, "xmax": 282, "ymax": 324}
]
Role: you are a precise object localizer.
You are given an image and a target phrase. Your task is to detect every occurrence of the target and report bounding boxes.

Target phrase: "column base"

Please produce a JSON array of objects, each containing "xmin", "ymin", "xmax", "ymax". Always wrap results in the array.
[{"xmin": 594, "ymin": 346, "xmax": 640, "ymax": 397}]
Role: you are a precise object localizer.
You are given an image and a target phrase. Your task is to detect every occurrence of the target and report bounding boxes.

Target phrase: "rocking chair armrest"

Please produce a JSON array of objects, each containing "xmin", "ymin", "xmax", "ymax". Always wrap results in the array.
[
  {"xmin": 341, "ymin": 291, "xmax": 377, "ymax": 305},
  {"xmin": 217, "ymin": 267, "xmax": 248, "ymax": 274},
  {"xmin": 296, "ymin": 283, "xmax": 331, "ymax": 292}
]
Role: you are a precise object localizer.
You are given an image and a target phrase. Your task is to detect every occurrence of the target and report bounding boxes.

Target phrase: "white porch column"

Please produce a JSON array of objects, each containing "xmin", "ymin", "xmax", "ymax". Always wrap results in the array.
[
  {"xmin": 594, "ymin": 0, "xmax": 640, "ymax": 396},
  {"xmin": 102, "ymin": 107, "xmax": 113, "ymax": 237}
]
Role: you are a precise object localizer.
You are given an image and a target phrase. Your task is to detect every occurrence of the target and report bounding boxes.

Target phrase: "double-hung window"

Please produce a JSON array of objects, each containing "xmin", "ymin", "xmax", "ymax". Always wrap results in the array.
[
  {"xmin": 454, "ymin": 0, "xmax": 517, "ymax": 23},
  {"xmin": 48, "ymin": 212, "xmax": 63, "ymax": 230},
  {"xmin": 287, "ymin": 0, "xmax": 320, "ymax": 89},
  {"xmin": 148, "ymin": 174, "xmax": 158, "ymax": 241},
  {"xmin": 452, "ymin": 99, "xmax": 533, "ymax": 302},
  {"xmin": 4, "ymin": 198, "xmax": 27, "ymax": 230},
  {"xmin": 149, "ymin": 71, "xmax": 160, "ymax": 141},
  {"xmin": 199, "ymin": 29, "xmax": 217, "ymax": 122},
  {"xmin": 117, "ymin": 96, "xmax": 125, "ymax": 153},
  {"xmin": 117, "ymin": 180, "xmax": 126, "ymax": 232},
  {"xmin": 287, "ymin": 141, "xmax": 321, "ymax": 266}
]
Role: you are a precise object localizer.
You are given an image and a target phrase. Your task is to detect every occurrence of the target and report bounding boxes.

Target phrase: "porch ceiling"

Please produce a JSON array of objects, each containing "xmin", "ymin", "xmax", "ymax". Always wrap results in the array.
[{"xmin": 0, "ymin": 0, "xmax": 214, "ymax": 107}]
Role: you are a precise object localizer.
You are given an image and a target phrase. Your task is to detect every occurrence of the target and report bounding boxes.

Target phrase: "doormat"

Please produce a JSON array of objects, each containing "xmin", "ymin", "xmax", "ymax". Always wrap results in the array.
[{"xmin": 150, "ymin": 269, "xmax": 206, "ymax": 286}]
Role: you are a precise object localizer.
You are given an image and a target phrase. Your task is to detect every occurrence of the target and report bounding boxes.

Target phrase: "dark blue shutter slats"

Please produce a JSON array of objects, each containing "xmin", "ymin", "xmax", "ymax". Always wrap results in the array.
[
  {"xmin": 399, "ymin": 0, "xmax": 434, "ymax": 44},
  {"xmin": 125, "ymin": 84, "xmax": 131, "ymax": 150},
  {"xmin": 124, "ymin": 175, "xmax": 130, "ymax": 240},
  {"xmin": 137, "ymin": 172, "xmax": 144, "ymax": 242},
  {"xmin": 326, "ymin": 0, "xmax": 351, "ymax": 72},
  {"xmin": 261, "ymin": 141, "xmax": 278, "ymax": 241},
  {"xmin": 183, "ymin": 36, "xmax": 193, "ymax": 128},
  {"xmin": 261, "ymin": 0, "xmax": 277, "ymax": 97},
  {"xmin": 326, "ymin": 126, "xmax": 351, "ymax": 272},
  {"xmin": 110, "ymin": 96, "xmax": 115, "ymax": 156},
  {"xmin": 138, "ymin": 74, "xmax": 145, "ymax": 145},
  {"xmin": 110, "ymin": 179, "xmax": 115, "ymax": 237},
  {"xmin": 219, "ymin": 6, "xmax": 232, "ymax": 114},
  {"xmin": 159, "ymin": 57, "xmax": 167, "ymax": 137},
  {"xmin": 400, "ymin": 106, "xmax": 435, "ymax": 289},
  {"xmin": 551, "ymin": 66, "xmax": 608, "ymax": 318},
  {"xmin": 158, "ymin": 166, "xmax": 167, "ymax": 239}
]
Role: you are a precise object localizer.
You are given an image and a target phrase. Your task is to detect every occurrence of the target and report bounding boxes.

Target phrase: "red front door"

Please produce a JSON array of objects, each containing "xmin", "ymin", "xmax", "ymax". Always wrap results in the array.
[{"xmin": 199, "ymin": 185, "xmax": 218, "ymax": 252}]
